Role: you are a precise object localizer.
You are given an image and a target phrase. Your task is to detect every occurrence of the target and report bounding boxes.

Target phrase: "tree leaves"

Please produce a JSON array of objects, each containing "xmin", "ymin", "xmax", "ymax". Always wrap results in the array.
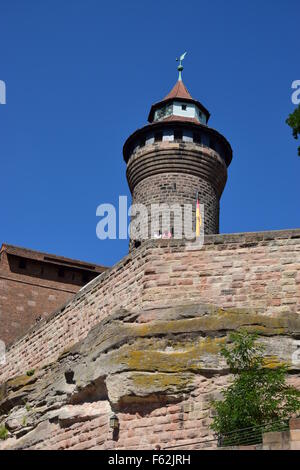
[
  {"xmin": 286, "ymin": 105, "xmax": 300, "ymax": 156},
  {"xmin": 210, "ymin": 331, "xmax": 300, "ymax": 443}
]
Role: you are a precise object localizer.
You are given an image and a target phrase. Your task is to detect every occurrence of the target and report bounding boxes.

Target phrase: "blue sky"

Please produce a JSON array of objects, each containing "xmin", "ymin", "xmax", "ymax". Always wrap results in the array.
[{"xmin": 0, "ymin": 0, "xmax": 299, "ymax": 267}]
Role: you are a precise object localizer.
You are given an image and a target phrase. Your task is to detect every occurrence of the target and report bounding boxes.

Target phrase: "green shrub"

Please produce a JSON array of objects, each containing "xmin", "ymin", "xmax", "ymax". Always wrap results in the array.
[{"xmin": 210, "ymin": 331, "xmax": 300, "ymax": 446}]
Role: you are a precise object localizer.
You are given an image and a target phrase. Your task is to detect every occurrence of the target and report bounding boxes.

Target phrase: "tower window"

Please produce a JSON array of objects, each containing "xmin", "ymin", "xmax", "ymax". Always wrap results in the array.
[
  {"xmin": 210, "ymin": 139, "xmax": 216, "ymax": 151},
  {"xmin": 181, "ymin": 104, "xmax": 187, "ymax": 111},
  {"xmin": 154, "ymin": 132, "xmax": 163, "ymax": 142},
  {"xmin": 140, "ymin": 136, "xmax": 146, "ymax": 147},
  {"xmin": 174, "ymin": 129, "xmax": 183, "ymax": 141},
  {"xmin": 193, "ymin": 132, "xmax": 202, "ymax": 144}
]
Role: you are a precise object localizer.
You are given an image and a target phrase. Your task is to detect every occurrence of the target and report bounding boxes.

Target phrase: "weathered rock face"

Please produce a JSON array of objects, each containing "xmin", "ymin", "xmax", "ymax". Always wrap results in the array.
[{"xmin": 1, "ymin": 303, "xmax": 300, "ymax": 450}]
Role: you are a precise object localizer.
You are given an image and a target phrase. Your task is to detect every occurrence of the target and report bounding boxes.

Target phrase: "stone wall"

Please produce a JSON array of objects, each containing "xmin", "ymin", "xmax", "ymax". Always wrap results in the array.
[
  {"xmin": 0, "ymin": 229, "xmax": 299, "ymax": 385},
  {"xmin": 141, "ymin": 229, "xmax": 300, "ymax": 313},
  {"xmin": 262, "ymin": 418, "xmax": 300, "ymax": 450},
  {"xmin": 221, "ymin": 418, "xmax": 300, "ymax": 450}
]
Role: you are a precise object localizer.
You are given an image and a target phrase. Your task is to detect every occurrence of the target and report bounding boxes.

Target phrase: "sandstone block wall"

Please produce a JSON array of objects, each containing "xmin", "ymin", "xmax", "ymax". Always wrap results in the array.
[{"xmin": 0, "ymin": 229, "xmax": 299, "ymax": 385}]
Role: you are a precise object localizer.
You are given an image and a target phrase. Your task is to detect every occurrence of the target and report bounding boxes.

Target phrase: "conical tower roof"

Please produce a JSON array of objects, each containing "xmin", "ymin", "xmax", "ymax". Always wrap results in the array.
[
  {"xmin": 163, "ymin": 79, "xmax": 193, "ymax": 101},
  {"xmin": 148, "ymin": 78, "xmax": 210, "ymax": 123}
]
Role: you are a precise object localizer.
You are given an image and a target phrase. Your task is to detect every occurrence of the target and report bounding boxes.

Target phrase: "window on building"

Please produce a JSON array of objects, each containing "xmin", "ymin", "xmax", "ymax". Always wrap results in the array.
[
  {"xmin": 140, "ymin": 136, "xmax": 146, "ymax": 148},
  {"xmin": 193, "ymin": 132, "xmax": 202, "ymax": 144},
  {"xmin": 181, "ymin": 104, "xmax": 187, "ymax": 111},
  {"xmin": 210, "ymin": 139, "xmax": 216, "ymax": 151},
  {"xmin": 174, "ymin": 129, "xmax": 183, "ymax": 141},
  {"xmin": 58, "ymin": 268, "xmax": 65, "ymax": 278},
  {"xmin": 18, "ymin": 259, "xmax": 27, "ymax": 269},
  {"xmin": 154, "ymin": 132, "xmax": 163, "ymax": 142},
  {"xmin": 82, "ymin": 272, "xmax": 90, "ymax": 283},
  {"xmin": 165, "ymin": 104, "xmax": 172, "ymax": 116}
]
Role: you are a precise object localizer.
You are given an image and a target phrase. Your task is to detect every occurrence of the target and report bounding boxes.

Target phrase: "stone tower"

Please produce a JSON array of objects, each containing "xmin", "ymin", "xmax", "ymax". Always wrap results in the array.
[{"xmin": 123, "ymin": 61, "xmax": 233, "ymax": 249}]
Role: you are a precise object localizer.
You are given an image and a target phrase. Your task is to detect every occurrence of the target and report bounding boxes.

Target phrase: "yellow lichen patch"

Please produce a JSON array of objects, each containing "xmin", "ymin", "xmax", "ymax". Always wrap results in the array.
[
  {"xmin": 7, "ymin": 374, "xmax": 37, "ymax": 390},
  {"xmin": 130, "ymin": 372, "xmax": 193, "ymax": 392},
  {"xmin": 129, "ymin": 311, "xmax": 300, "ymax": 339},
  {"xmin": 108, "ymin": 337, "xmax": 226, "ymax": 373},
  {"xmin": 240, "ymin": 325, "xmax": 286, "ymax": 335},
  {"xmin": 263, "ymin": 356, "xmax": 287, "ymax": 369}
]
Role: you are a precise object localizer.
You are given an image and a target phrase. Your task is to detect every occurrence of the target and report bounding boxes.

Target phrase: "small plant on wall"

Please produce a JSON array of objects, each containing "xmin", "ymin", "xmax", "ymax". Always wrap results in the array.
[{"xmin": 0, "ymin": 425, "xmax": 8, "ymax": 440}]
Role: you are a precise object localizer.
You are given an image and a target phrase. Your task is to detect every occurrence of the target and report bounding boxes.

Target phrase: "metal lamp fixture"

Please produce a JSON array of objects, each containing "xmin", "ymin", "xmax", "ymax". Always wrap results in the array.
[{"xmin": 109, "ymin": 413, "xmax": 119, "ymax": 430}]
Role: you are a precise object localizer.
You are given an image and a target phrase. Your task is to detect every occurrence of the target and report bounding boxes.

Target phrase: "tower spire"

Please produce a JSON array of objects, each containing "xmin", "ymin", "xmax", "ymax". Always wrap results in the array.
[{"xmin": 176, "ymin": 51, "xmax": 187, "ymax": 81}]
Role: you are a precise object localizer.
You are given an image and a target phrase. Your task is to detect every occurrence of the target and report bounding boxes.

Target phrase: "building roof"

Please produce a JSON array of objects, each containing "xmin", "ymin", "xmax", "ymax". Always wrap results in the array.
[
  {"xmin": 163, "ymin": 79, "xmax": 194, "ymax": 101},
  {"xmin": 0, "ymin": 243, "xmax": 107, "ymax": 273},
  {"xmin": 148, "ymin": 79, "xmax": 210, "ymax": 123}
]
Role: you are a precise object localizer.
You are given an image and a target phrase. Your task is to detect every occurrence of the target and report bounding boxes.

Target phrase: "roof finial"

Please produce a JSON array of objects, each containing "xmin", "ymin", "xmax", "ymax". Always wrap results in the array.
[{"xmin": 176, "ymin": 52, "xmax": 187, "ymax": 81}]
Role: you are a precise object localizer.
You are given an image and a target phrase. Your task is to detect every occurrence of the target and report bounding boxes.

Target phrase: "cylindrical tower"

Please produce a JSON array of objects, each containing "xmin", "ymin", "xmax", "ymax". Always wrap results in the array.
[{"xmin": 123, "ymin": 65, "xmax": 232, "ymax": 250}]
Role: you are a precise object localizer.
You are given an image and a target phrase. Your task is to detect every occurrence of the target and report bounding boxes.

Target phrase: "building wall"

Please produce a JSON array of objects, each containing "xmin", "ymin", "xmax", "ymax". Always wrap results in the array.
[
  {"xmin": 0, "ymin": 247, "xmax": 105, "ymax": 347},
  {"xmin": 0, "ymin": 251, "xmax": 80, "ymax": 347},
  {"xmin": 0, "ymin": 229, "xmax": 299, "ymax": 385}
]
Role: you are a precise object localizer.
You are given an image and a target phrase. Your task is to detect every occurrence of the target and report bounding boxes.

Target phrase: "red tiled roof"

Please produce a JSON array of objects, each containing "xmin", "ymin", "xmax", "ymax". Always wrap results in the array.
[{"xmin": 163, "ymin": 80, "xmax": 193, "ymax": 101}]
